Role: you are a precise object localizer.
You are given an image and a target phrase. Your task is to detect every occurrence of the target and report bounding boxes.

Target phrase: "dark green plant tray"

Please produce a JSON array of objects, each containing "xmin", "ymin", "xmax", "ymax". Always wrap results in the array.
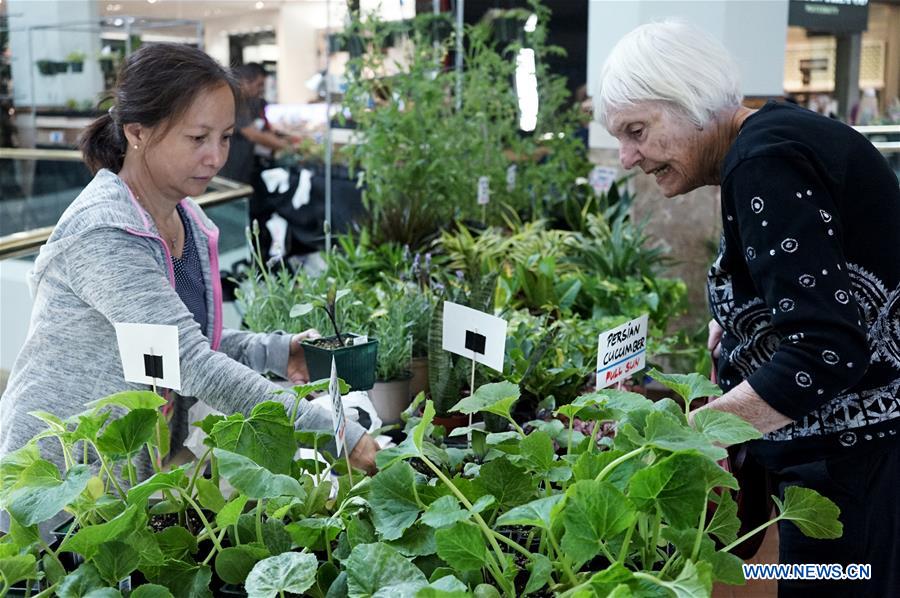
[{"xmin": 303, "ymin": 334, "xmax": 378, "ymax": 391}]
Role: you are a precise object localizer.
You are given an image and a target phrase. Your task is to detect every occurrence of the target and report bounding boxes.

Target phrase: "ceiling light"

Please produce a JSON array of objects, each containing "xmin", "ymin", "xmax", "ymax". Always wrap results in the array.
[
  {"xmin": 147, "ymin": 0, "xmax": 157, "ymax": 3},
  {"xmin": 255, "ymin": 1, "xmax": 264, "ymax": 8}
]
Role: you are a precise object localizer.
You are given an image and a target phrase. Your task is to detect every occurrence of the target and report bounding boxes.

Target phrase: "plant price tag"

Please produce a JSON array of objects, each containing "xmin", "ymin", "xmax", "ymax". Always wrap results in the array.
[
  {"xmin": 596, "ymin": 314, "xmax": 648, "ymax": 388},
  {"xmin": 506, "ymin": 165, "xmax": 517, "ymax": 191},
  {"xmin": 589, "ymin": 165, "xmax": 617, "ymax": 195},
  {"xmin": 329, "ymin": 357, "xmax": 346, "ymax": 456},
  {"xmin": 477, "ymin": 176, "xmax": 490, "ymax": 205},
  {"xmin": 352, "ymin": 335, "xmax": 368, "ymax": 346},
  {"xmin": 441, "ymin": 301, "xmax": 507, "ymax": 372},
  {"xmin": 113, "ymin": 322, "xmax": 181, "ymax": 391}
]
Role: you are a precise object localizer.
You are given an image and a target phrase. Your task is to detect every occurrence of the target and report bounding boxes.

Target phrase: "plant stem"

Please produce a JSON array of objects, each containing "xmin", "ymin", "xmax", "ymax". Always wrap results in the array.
[
  {"xmin": 28, "ymin": 582, "xmax": 59, "ymax": 598},
  {"xmin": 617, "ymin": 520, "xmax": 635, "ymax": 564},
  {"xmin": 588, "ymin": 421, "xmax": 602, "ymax": 454},
  {"xmin": 179, "ymin": 492, "xmax": 224, "ymax": 552},
  {"xmin": 722, "ymin": 517, "xmax": 779, "ymax": 554},
  {"xmin": 201, "ymin": 528, "xmax": 228, "ymax": 566},
  {"xmin": 491, "ymin": 530, "xmax": 532, "ymax": 558},
  {"xmin": 691, "ymin": 491, "xmax": 709, "ymax": 561},
  {"xmin": 595, "ymin": 446, "xmax": 646, "ymax": 482},
  {"xmin": 420, "ymin": 455, "xmax": 508, "ymax": 572},
  {"xmin": 546, "ymin": 527, "xmax": 579, "ymax": 586},
  {"xmin": 256, "ymin": 499, "xmax": 265, "ymax": 545},
  {"xmin": 187, "ymin": 447, "xmax": 213, "ymax": 496},
  {"xmin": 566, "ymin": 414, "xmax": 575, "ymax": 457},
  {"xmin": 145, "ymin": 444, "xmax": 161, "ymax": 474},
  {"xmin": 39, "ymin": 537, "xmax": 66, "ymax": 576}
]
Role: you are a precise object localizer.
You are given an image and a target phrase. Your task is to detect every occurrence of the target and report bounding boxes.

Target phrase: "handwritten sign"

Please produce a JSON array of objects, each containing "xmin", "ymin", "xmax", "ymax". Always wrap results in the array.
[
  {"xmin": 596, "ymin": 314, "xmax": 648, "ymax": 388},
  {"xmin": 329, "ymin": 357, "xmax": 346, "ymax": 456}
]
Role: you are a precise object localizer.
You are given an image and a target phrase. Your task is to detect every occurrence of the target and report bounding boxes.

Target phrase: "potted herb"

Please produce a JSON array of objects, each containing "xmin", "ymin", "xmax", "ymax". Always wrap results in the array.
[
  {"xmin": 367, "ymin": 287, "xmax": 415, "ymax": 424},
  {"xmin": 290, "ymin": 283, "xmax": 379, "ymax": 390},
  {"xmin": 66, "ymin": 50, "xmax": 86, "ymax": 73},
  {"xmin": 36, "ymin": 60, "xmax": 54, "ymax": 76}
]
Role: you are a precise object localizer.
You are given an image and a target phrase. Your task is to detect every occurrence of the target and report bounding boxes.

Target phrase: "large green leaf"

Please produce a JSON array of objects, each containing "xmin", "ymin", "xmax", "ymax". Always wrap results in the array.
[
  {"xmin": 244, "ymin": 551, "xmax": 318, "ymax": 597},
  {"xmin": 435, "ymin": 521, "xmax": 487, "ymax": 571},
  {"xmin": 285, "ymin": 518, "xmax": 342, "ymax": 550},
  {"xmin": 561, "ymin": 480, "xmax": 636, "ymax": 567},
  {"xmin": 647, "ymin": 369, "xmax": 721, "ymax": 408},
  {"xmin": 388, "ymin": 523, "xmax": 437, "ymax": 557},
  {"xmin": 706, "ymin": 491, "xmax": 741, "ymax": 546},
  {"xmin": 520, "ymin": 430, "xmax": 555, "ymax": 473},
  {"xmin": 692, "ymin": 410, "xmax": 761, "ymax": 446},
  {"xmin": 96, "ymin": 409, "xmax": 159, "ymax": 459},
  {"xmin": 496, "ymin": 494, "xmax": 564, "ymax": 529},
  {"xmin": 86, "ymin": 391, "xmax": 167, "ymax": 412},
  {"xmin": 641, "ymin": 411, "xmax": 727, "ymax": 461},
  {"xmin": 525, "ymin": 553, "xmax": 552, "ymax": 594},
  {"xmin": 216, "ymin": 494, "xmax": 249, "ymax": 528},
  {"xmin": 416, "ymin": 574, "xmax": 469, "ymax": 597},
  {"xmin": 346, "ymin": 543, "xmax": 428, "ymax": 597},
  {"xmin": 213, "ymin": 449, "xmax": 305, "ymax": 500},
  {"xmin": 583, "ymin": 563, "xmax": 636, "ymax": 596},
  {"xmin": 0, "ymin": 444, "xmax": 41, "ymax": 499},
  {"xmin": 131, "ymin": 585, "xmax": 175, "ymax": 598},
  {"xmin": 5, "ymin": 461, "xmax": 91, "ymax": 526},
  {"xmin": 660, "ymin": 527, "xmax": 744, "ymax": 585},
  {"xmin": 150, "ymin": 563, "xmax": 212, "ymax": 598},
  {"xmin": 627, "ymin": 452, "xmax": 708, "ymax": 529},
  {"xmin": 126, "ymin": 468, "xmax": 188, "ymax": 507},
  {"xmin": 57, "ymin": 562, "xmax": 104, "ymax": 598},
  {"xmin": 450, "ymin": 382, "xmax": 520, "ymax": 420},
  {"xmin": 413, "ymin": 401, "xmax": 436, "ymax": 452},
  {"xmin": 473, "ymin": 458, "xmax": 535, "ymax": 509},
  {"xmin": 651, "ymin": 559, "xmax": 713, "ymax": 598},
  {"xmin": 92, "ymin": 540, "xmax": 140, "ymax": 587},
  {"xmin": 71, "ymin": 412, "xmax": 112, "ymax": 445},
  {"xmin": 420, "ymin": 495, "xmax": 469, "ymax": 529},
  {"xmin": 215, "ymin": 544, "xmax": 270, "ymax": 585},
  {"xmin": 369, "ymin": 462, "xmax": 421, "ymax": 541},
  {"xmin": 195, "ymin": 478, "xmax": 226, "ymax": 512},
  {"xmin": 0, "ymin": 554, "xmax": 38, "ymax": 587},
  {"xmin": 208, "ymin": 401, "xmax": 295, "ymax": 475},
  {"xmin": 61, "ymin": 504, "xmax": 147, "ymax": 558},
  {"xmin": 156, "ymin": 526, "xmax": 198, "ymax": 560},
  {"xmin": 776, "ymin": 486, "xmax": 842, "ymax": 539}
]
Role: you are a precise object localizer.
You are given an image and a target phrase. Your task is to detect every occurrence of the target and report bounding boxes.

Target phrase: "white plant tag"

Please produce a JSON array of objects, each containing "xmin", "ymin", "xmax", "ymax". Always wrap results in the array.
[
  {"xmin": 441, "ymin": 301, "xmax": 507, "ymax": 372},
  {"xmin": 352, "ymin": 335, "xmax": 369, "ymax": 346},
  {"xmin": 329, "ymin": 357, "xmax": 346, "ymax": 456},
  {"xmin": 114, "ymin": 322, "xmax": 181, "ymax": 391},
  {"xmin": 596, "ymin": 314, "xmax": 649, "ymax": 388},
  {"xmin": 506, "ymin": 165, "xmax": 517, "ymax": 191},
  {"xmin": 477, "ymin": 176, "xmax": 490, "ymax": 205},
  {"xmin": 589, "ymin": 165, "xmax": 617, "ymax": 195}
]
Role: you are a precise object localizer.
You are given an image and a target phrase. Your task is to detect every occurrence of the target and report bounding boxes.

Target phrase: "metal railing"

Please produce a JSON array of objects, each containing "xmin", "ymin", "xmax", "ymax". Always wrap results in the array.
[
  {"xmin": 0, "ymin": 147, "xmax": 253, "ymax": 259},
  {"xmin": 855, "ymin": 124, "xmax": 900, "ymax": 154}
]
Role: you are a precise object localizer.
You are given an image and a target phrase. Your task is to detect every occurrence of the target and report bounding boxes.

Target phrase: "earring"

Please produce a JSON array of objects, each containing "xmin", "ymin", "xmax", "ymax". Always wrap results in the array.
[{"xmin": 133, "ymin": 144, "xmax": 139, "ymax": 150}]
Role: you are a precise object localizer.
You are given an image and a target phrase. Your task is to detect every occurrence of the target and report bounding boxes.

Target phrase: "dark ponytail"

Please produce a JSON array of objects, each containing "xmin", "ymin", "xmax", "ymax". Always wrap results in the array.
[
  {"xmin": 78, "ymin": 43, "xmax": 239, "ymax": 175},
  {"xmin": 80, "ymin": 108, "xmax": 127, "ymax": 174}
]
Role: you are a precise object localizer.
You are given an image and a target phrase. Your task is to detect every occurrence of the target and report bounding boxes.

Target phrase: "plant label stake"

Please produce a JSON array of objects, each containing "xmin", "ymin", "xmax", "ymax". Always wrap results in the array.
[
  {"xmin": 442, "ymin": 302, "xmax": 508, "ymax": 444},
  {"xmin": 114, "ymin": 323, "xmax": 181, "ymax": 395},
  {"xmin": 477, "ymin": 175, "xmax": 490, "ymax": 224},
  {"xmin": 596, "ymin": 314, "xmax": 648, "ymax": 390},
  {"xmin": 329, "ymin": 356, "xmax": 353, "ymax": 485}
]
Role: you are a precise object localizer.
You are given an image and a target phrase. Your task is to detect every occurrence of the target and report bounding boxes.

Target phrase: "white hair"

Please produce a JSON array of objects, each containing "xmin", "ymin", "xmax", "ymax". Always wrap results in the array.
[{"xmin": 596, "ymin": 20, "xmax": 742, "ymax": 128}]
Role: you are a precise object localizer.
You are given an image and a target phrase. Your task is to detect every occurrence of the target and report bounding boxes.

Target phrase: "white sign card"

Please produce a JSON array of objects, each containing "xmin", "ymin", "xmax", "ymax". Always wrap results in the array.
[
  {"xmin": 329, "ymin": 357, "xmax": 346, "ymax": 456},
  {"xmin": 596, "ymin": 314, "xmax": 649, "ymax": 388},
  {"xmin": 114, "ymin": 322, "xmax": 181, "ymax": 391},
  {"xmin": 589, "ymin": 166, "xmax": 617, "ymax": 196},
  {"xmin": 477, "ymin": 176, "xmax": 490, "ymax": 205},
  {"xmin": 441, "ymin": 301, "xmax": 507, "ymax": 373}
]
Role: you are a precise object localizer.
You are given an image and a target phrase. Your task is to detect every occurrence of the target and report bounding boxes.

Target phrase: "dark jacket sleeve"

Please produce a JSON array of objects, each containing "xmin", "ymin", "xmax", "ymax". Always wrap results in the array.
[{"xmin": 723, "ymin": 154, "xmax": 869, "ymax": 419}]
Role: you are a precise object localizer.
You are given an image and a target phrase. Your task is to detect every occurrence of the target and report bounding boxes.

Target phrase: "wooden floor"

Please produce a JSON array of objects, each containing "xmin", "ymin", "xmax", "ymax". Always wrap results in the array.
[{"xmin": 713, "ymin": 526, "xmax": 779, "ymax": 598}]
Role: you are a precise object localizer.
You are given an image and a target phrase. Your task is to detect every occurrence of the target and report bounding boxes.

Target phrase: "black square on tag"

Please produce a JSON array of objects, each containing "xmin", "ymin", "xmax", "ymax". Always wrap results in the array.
[
  {"xmin": 144, "ymin": 354, "xmax": 164, "ymax": 379},
  {"xmin": 465, "ymin": 330, "xmax": 486, "ymax": 354}
]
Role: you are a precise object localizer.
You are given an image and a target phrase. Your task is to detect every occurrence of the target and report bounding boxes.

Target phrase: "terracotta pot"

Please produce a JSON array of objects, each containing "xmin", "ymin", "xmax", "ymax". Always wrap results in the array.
[
  {"xmin": 432, "ymin": 413, "xmax": 470, "ymax": 435},
  {"xmin": 409, "ymin": 356, "xmax": 429, "ymax": 398},
  {"xmin": 368, "ymin": 375, "xmax": 412, "ymax": 424}
]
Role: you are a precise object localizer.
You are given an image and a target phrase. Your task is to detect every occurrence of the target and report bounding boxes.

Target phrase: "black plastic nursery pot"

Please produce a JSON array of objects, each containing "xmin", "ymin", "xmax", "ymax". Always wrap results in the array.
[{"xmin": 302, "ymin": 333, "xmax": 378, "ymax": 391}]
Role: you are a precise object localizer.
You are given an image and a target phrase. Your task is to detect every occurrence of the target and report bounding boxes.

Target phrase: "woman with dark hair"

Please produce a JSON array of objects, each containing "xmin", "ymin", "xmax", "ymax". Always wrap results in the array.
[{"xmin": 0, "ymin": 44, "xmax": 378, "ymax": 486}]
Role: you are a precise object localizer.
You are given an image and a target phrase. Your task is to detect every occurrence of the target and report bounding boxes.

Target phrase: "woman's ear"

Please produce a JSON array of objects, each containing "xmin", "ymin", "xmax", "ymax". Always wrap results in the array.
[{"xmin": 122, "ymin": 122, "xmax": 148, "ymax": 149}]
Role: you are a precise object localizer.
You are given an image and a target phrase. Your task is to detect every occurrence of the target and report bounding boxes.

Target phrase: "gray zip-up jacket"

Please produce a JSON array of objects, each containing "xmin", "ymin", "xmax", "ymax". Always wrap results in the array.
[{"xmin": 0, "ymin": 169, "xmax": 365, "ymax": 478}]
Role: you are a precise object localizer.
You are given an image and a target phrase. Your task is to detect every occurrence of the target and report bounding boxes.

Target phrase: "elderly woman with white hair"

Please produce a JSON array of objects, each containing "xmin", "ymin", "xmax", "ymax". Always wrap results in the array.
[{"xmin": 598, "ymin": 20, "xmax": 900, "ymax": 596}]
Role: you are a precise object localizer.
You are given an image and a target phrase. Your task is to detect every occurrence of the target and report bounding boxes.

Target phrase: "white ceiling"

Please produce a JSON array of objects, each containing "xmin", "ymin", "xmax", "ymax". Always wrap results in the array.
[{"xmin": 99, "ymin": 0, "xmax": 289, "ymax": 21}]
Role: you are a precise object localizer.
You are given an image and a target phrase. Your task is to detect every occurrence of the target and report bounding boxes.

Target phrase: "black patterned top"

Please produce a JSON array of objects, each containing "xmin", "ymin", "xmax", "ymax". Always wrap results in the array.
[
  {"xmin": 708, "ymin": 101, "xmax": 900, "ymax": 445},
  {"xmin": 172, "ymin": 204, "xmax": 208, "ymax": 337}
]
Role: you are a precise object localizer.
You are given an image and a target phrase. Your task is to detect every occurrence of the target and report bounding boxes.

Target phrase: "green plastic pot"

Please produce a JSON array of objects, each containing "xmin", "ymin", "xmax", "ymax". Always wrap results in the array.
[{"xmin": 302, "ymin": 333, "xmax": 379, "ymax": 391}]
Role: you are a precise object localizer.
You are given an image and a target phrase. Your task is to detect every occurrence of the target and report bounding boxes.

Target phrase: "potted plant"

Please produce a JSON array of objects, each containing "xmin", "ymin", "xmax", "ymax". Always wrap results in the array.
[
  {"xmin": 366, "ymin": 287, "xmax": 415, "ymax": 425},
  {"xmin": 290, "ymin": 283, "xmax": 379, "ymax": 390},
  {"xmin": 36, "ymin": 60, "xmax": 54, "ymax": 76},
  {"xmin": 66, "ymin": 50, "xmax": 86, "ymax": 73}
]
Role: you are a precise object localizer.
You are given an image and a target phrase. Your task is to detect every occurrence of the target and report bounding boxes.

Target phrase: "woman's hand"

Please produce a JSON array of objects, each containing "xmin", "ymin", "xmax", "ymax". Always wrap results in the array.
[
  {"xmin": 348, "ymin": 433, "xmax": 379, "ymax": 476},
  {"xmin": 287, "ymin": 329, "xmax": 321, "ymax": 383},
  {"xmin": 707, "ymin": 319, "xmax": 724, "ymax": 359}
]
